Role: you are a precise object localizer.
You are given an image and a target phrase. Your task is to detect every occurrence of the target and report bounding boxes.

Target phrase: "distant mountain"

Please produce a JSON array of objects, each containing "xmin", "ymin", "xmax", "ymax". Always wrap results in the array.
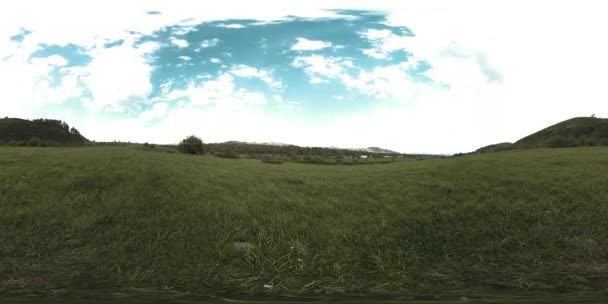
[
  {"xmin": 0, "ymin": 117, "xmax": 88, "ymax": 145},
  {"xmin": 223, "ymin": 140, "xmax": 244, "ymax": 145},
  {"xmin": 222, "ymin": 141, "xmax": 292, "ymax": 146},
  {"xmin": 514, "ymin": 116, "xmax": 608, "ymax": 148},
  {"xmin": 351, "ymin": 146, "xmax": 400, "ymax": 154}
]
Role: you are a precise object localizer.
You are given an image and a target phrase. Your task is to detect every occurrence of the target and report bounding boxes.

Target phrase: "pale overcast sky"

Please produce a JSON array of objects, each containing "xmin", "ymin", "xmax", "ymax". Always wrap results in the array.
[{"xmin": 1, "ymin": 0, "xmax": 607, "ymax": 153}]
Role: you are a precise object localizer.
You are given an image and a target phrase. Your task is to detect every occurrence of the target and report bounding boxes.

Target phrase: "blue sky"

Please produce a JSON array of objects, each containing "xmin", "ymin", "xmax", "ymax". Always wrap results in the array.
[{"xmin": 1, "ymin": 0, "xmax": 607, "ymax": 153}]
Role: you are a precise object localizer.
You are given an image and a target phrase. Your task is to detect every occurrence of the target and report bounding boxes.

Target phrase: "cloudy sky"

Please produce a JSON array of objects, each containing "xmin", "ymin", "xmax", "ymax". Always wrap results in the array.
[{"xmin": 1, "ymin": 0, "xmax": 607, "ymax": 153}]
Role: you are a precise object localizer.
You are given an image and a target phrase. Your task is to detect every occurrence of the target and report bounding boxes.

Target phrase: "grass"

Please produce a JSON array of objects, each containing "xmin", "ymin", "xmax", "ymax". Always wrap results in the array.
[{"xmin": 1, "ymin": 146, "xmax": 607, "ymax": 300}]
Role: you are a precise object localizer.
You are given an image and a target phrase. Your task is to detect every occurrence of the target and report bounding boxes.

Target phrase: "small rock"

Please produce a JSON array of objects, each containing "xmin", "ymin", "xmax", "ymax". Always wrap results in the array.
[{"xmin": 263, "ymin": 284, "xmax": 273, "ymax": 288}]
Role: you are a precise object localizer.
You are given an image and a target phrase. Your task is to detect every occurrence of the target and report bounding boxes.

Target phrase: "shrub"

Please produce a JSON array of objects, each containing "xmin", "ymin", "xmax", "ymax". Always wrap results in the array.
[
  {"xmin": 216, "ymin": 150, "xmax": 239, "ymax": 159},
  {"xmin": 178, "ymin": 135, "xmax": 204, "ymax": 155},
  {"xmin": 262, "ymin": 158, "xmax": 283, "ymax": 164},
  {"xmin": 28, "ymin": 137, "xmax": 42, "ymax": 147},
  {"xmin": 144, "ymin": 142, "xmax": 149, "ymax": 147},
  {"xmin": 8, "ymin": 140, "xmax": 17, "ymax": 146},
  {"xmin": 545, "ymin": 136, "xmax": 577, "ymax": 148},
  {"xmin": 261, "ymin": 155, "xmax": 284, "ymax": 164}
]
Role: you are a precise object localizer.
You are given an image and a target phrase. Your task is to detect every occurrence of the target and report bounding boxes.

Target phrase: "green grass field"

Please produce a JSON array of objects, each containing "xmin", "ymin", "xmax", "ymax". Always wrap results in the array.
[{"xmin": 1, "ymin": 146, "xmax": 607, "ymax": 300}]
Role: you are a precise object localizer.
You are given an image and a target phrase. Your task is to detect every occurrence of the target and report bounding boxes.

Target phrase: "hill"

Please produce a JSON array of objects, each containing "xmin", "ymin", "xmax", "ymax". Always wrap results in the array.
[
  {"xmin": 514, "ymin": 116, "xmax": 608, "ymax": 148},
  {"xmin": 475, "ymin": 142, "xmax": 514, "ymax": 154},
  {"xmin": 0, "ymin": 117, "xmax": 87, "ymax": 146},
  {"xmin": 1, "ymin": 145, "xmax": 607, "ymax": 300},
  {"xmin": 474, "ymin": 117, "xmax": 608, "ymax": 154}
]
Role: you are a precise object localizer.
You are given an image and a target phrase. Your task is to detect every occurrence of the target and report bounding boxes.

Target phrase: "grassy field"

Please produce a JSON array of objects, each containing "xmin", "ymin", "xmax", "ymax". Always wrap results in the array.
[{"xmin": 1, "ymin": 146, "xmax": 607, "ymax": 300}]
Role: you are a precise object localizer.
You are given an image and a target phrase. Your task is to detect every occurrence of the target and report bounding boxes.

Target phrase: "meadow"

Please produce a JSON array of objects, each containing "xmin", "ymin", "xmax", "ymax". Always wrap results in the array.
[{"xmin": 1, "ymin": 146, "xmax": 607, "ymax": 301}]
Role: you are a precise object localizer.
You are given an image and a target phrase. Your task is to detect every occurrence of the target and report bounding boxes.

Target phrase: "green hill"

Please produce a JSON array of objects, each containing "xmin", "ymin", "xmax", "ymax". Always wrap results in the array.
[
  {"xmin": 475, "ymin": 142, "xmax": 514, "ymax": 154},
  {"xmin": 0, "ymin": 117, "xmax": 88, "ymax": 146},
  {"xmin": 474, "ymin": 117, "xmax": 608, "ymax": 154},
  {"xmin": 514, "ymin": 116, "xmax": 608, "ymax": 148}
]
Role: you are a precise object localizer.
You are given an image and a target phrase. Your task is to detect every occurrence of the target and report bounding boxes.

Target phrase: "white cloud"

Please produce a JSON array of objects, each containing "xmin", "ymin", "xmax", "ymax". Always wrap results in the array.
[
  {"xmin": 292, "ymin": 54, "xmax": 424, "ymax": 99},
  {"xmin": 165, "ymin": 73, "xmax": 267, "ymax": 108},
  {"xmin": 170, "ymin": 37, "xmax": 189, "ymax": 48},
  {"xmin": 0, "ymin": 44, "xmax": 84, "ymax": 116},
  {"xmin": 360, "ymin": 29, "xmax": 410, "ymax": 59},
  {"xmin": 237, "ymin": 90, "xmax": 266, "ymax": 105},
  {"xmin": 273, "ymin": 95, "xmax": 301, "ymax": 110},
  {"xmin": 309, "ymin": 76, "xmax": 328, "ymax": 84},
  {"xmin": 291, "ymin": 38, "xmax": 332, "ymax": 51},
  {"xmin": 216, "ymin": 23, "xmax": 246, "ymax": 29},
  {"xmin": 292, "ymin": 55, "xmax": 350, "ymax": 79},
  {"xmin": 171, "ymin": 26, "xmax": 198, "ymax": 36},
  {"xmin": 83, "ymin": 40, "xmax": 159, "ymax": 112},
  {"xmin": 138, "ymin": 102, "xmax": 169, "ymax": 123},
  {"xmin": 43, "ymin": 54, "xmax": 69, "ymax": 67},
  {"xmin": 229, "ymin": 64, "xmax": 282, "ymax": 89},
  {"xmin": 200, "ymin": 38, "xmax": 220, "ymax": 48},
  {"xmin": 209, "ymin": 57, "xmax": 222, "ymax": 64},
  {"xmin": 362, "ymin": 49, "xmax": 388, "ymax": 59},
  {"xmin": 178, "ymin": 55, "xmax": 192, "ymax": 61},
  {"xmin": 33, "ymin": 72, "xmax": 85, "ymax": 104}
]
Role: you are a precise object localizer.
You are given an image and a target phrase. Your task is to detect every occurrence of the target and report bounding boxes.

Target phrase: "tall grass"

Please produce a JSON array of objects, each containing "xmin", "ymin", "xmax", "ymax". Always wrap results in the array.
[{"xmin": 0, "ymin": 146, "xmax": 607, "ymax": 299}]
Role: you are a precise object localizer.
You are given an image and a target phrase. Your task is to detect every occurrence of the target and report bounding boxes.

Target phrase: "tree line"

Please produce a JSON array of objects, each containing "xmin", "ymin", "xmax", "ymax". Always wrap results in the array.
[
  {"xmin": 32, "ymin": 118, "xmax": 82, "ymax": 136},
  {"xmin": 203, "ymin": 142, "xmax": 404, "ymax": 158}
]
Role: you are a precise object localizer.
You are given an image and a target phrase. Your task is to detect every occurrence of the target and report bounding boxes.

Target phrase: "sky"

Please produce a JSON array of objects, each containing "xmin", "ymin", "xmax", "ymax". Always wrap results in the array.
[{"xmin": 1, "ymin": 0, "xmax": 607, "ymax": 154}]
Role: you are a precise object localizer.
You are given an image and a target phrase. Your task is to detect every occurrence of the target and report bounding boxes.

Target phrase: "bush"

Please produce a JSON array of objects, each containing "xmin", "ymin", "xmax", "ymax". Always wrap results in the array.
[
  {"xmin": 545, "ymin": 136, "xmax": 577, "ymax": 148},
  {"xmin": 8, "ymin": 140, "xmax": 18, "ymax": 146},
  {"xmin": 28, "ymin": 137, "xmax": 42, "ymax": 147},
  {"xmin": 216, "ymin": 150, "xmax": 239, "ymax": 159},
  {"xmin": 261, "ymin": 155, "xmax": 284, "ymax": 164},
  {"xmin": 262, "ymin": 158, "xmax": 283, "ymax": 164},
  {"xmin": 178, "ymin": 135, "xmax": 204, "ymax": 155}
]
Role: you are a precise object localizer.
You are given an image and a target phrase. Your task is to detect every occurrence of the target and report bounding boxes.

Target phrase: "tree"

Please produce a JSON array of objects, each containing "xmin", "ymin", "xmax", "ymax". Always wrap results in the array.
[
  {"xmin": 70, "ymin": 127, "xmax": 81, "ymax": 136},
  {"xmin": 28, "ymin": 137, "xmax": 42, "ymax": 147},
  {"xmin": 178, "ymin": 135, "xmax": 204, "ymax": 154}
]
